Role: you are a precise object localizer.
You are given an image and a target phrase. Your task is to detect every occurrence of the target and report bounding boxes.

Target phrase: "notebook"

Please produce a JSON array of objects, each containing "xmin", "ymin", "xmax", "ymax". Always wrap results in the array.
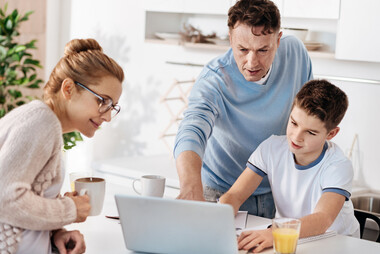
[
  {"xmin": 298, "ymin": 230, "xmax": 337, "ymax": 244},
  {"xmin": 114, "ymin": 194, "xmax": 239, "ymax": 254}
]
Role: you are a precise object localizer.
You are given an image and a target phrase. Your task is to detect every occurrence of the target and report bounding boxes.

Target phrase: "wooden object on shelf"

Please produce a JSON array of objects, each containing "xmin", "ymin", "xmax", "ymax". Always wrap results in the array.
[{"xmin": 159, "ymin": 79, "xmax": 195, "ymax": 152}]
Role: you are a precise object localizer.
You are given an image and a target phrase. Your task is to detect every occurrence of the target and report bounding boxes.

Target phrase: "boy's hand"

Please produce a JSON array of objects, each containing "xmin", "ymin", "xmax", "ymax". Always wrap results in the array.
[{"xmin": 237, "ymin": 228, "xmax": 273, "ymax": 253}]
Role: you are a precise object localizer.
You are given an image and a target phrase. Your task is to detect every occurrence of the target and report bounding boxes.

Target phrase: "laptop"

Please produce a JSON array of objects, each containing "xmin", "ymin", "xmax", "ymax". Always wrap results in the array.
[{"xmin": 115, "ymin": 194, "xmax": 239, "ymax": 254}]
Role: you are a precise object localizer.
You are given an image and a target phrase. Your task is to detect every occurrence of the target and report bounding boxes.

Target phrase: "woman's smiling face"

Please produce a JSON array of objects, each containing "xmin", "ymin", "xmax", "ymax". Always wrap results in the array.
[{"xmin": 64, "ymin": 75, "xmax": 122, "ymax": 138}]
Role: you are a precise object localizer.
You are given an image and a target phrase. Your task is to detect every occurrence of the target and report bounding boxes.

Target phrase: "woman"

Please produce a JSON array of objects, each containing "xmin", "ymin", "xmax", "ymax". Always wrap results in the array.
[{"xmin": 0, "ymin": 38, "xmax": 124, "ymax": 254}]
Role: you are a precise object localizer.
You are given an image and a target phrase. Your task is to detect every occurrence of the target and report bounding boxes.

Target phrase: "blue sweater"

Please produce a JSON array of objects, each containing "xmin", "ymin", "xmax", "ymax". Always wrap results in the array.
[{"xmin": 174, "ymin": 35, "xmax": 313, "ymax": 195}]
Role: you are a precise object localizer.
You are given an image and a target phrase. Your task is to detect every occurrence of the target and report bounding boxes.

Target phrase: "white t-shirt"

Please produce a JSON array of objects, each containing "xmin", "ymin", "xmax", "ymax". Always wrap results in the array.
[{"xmin": 247, "ymin": 135, "xmax": 359, "ymax": 237}]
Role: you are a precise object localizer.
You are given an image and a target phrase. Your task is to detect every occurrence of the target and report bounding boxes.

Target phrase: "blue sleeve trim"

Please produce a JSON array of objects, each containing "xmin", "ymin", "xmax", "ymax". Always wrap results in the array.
[
  {"xmin": 322, "ymin": 187, "xmax": 351, "ymax": 201},
  {"xmin": 246, "ymin": 161, "xmax": 267, "ymax": 177}
]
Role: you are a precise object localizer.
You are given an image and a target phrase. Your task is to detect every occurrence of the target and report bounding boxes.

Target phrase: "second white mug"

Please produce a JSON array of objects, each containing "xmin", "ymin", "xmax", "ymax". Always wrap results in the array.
[{"xmin": 132, "ymin": 175, "xmax": 166, "ymax": 197}]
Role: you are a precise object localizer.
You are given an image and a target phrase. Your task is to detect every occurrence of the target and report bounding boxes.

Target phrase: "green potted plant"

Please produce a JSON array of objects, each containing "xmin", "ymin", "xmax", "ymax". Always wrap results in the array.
[{"xmin": 0, "ymin": 3, "xmax": 82, "ymax": 150}]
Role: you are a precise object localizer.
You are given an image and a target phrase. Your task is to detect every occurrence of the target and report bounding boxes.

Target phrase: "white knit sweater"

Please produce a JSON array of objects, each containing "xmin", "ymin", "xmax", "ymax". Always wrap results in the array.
[{"xmin": 0, "ymin": 100, "xmax": 77, "ymax": 254}]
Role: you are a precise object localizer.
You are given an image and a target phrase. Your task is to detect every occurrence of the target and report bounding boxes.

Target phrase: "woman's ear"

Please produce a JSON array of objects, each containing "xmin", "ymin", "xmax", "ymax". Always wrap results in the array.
[
  {"xmin": 61, "ymin": 78, "xmax": 75, "ymax": 100},
  {"xmin": 326, "ymin": 127, "xmax": 340, "ymax": 140}
]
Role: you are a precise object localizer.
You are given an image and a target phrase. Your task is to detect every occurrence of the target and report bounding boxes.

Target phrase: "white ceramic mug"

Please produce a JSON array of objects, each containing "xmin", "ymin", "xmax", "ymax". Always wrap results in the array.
[
  {"xmin": 132, "ymin": 175, "xmax": 166, "ymax": 197},
  {"xmin": 75, "ymin": 177, "xmax": 106, "ymax": 216},
  {"xmin": 69, "ymin": 171, "xmax": 92, "ymax": 192}
]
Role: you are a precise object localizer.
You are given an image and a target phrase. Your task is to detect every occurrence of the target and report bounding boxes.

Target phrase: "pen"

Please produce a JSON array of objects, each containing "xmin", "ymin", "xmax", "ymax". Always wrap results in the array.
[{"xmin": 105, "ymin": 215, "xmax": 119, "ymax": 220}]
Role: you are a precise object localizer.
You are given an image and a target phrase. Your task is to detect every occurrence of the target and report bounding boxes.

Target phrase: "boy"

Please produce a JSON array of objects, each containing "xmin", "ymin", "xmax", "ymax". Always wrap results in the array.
[{"xmin": 220, "ymin": 80, "xmax": 359, "ymax": 252}]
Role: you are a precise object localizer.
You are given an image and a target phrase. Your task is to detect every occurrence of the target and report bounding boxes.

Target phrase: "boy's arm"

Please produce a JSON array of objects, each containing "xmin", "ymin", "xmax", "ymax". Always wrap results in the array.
[
  {"xmin": 237, "ymin": 192, "xmax": 345, "ymax": 252},
  {"xmin": 299, "ymin": 192, "xmax": 345, "ymax": 238},
  {"xmin": 219, "ymin": 168, "xmax": 263, "ymax": 215}
]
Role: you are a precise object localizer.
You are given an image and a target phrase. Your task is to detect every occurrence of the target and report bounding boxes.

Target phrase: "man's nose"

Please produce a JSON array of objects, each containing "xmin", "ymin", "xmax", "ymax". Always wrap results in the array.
[{"xmin": 246, "ymin": 51, "xmax": 258, "ymax": 68}]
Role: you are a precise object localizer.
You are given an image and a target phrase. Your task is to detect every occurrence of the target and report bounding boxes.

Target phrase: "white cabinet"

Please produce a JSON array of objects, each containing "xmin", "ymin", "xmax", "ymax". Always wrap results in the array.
[
  {"xmin": 143, "ymin": 0, "xmax": 184, "ymax": 13},
  {"xmin": 283, "ymin": 0, "xmax": 340, "ymax": 19},
  {"xmin": 335, "ymin": 0, "xmax": 380, "ymax": 63},
  {"xmin": 183, "ymin": 0, "xmax": 232, "ymax": 15},
  {"xmin": 144, "ymin": 0, "xmax": 232, "ymax": 15},
  {"xmin": 272, "ymin": 0, "xmax": 284, "ymax": 12},
  {"xmin": 143, "ymin": 0, "xmax": 380, "ymax": 62}
]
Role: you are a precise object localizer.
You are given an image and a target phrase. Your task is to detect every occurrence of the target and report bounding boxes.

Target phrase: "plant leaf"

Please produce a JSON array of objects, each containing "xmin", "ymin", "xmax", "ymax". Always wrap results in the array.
[
  {"xmin": 14, "ymin": 45, "xmax": 26, "ymax": 52},
  {"xmin": 16, "ymin": 100, "xmax": 25, "ymax": 106},
  {"xmin": 5, "ymin": 19, "xmax": 12, "ymax": 30},
  {"xmin": 0, "ymin": 108, "xmax": 5, "ymax": 118},
  {"xmin": 8, "ymin": 89, "xmax": 22, "ymax": 99},
  {"xmin": 0, "ymin": 46, "xmax": 6, "ymax": 59},
  {"xmin": 27, "ymin": 84, "xmax": 39, "ymax": 88}
]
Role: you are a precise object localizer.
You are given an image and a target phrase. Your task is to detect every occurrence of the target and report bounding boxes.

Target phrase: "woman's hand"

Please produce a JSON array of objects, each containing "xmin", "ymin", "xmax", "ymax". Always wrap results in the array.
[
  {"xmin": 237, "ymin": 228, "xmax": 273, "ymax": 253},
  {"xmin": 52, "ymin": 228, "xmax": 86, "ymax": 254},
  {"xmin": 65, "ymin": 192, "xmax": 91, "ymax": 222}
]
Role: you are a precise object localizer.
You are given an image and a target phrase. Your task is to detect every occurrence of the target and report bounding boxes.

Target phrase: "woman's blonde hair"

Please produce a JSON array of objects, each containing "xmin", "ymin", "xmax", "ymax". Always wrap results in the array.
[{"xmin": 43, "ymin": 38, "xmax": 124, "ymax": 103}]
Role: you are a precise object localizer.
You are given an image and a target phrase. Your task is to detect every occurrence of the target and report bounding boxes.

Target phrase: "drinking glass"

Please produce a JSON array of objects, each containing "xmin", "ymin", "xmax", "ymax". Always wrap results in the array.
[{"xmin": 272, "ymin": 218, "xmax": 301, "ymax": 254}]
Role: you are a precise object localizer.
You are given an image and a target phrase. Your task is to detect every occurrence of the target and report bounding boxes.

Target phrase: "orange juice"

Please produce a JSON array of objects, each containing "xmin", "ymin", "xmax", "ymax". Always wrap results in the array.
[{"xmin": 273, "ymin": 228, "xmax": 299, "ymax": 254}]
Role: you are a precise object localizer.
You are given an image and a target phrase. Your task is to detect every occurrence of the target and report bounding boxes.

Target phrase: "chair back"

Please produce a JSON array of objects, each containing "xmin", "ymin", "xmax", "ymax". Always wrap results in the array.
[{"xmin": 354, "ymin": 209, "xmax": 380, "ymax": 242}]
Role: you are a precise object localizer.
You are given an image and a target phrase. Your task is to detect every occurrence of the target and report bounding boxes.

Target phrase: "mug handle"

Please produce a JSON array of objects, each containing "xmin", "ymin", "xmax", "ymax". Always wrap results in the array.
[
  {"xmin": 132, "ymin": 179, "xmax": 141, "ymax": 195},
  {"xmin": 79, "ymin": 189, "xmax": 88, "ymax": 196}
]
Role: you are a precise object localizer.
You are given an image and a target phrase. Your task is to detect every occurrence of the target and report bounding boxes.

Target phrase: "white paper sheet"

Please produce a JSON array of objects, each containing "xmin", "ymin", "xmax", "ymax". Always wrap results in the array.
[{"xmin": 234, "ymin": 211, "xmax": 248, "ymax": 230}]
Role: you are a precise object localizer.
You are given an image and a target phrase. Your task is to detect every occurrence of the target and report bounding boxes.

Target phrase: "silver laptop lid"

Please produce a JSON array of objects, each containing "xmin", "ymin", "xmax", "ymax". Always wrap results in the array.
[{"xmin": 115, "ymin": 194, "xmax": 238, "ymax": 254}]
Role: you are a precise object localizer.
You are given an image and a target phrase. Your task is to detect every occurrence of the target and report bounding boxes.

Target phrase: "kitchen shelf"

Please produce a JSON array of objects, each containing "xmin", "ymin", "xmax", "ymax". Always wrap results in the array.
[
  {"xmin": 145, "ymin": 38, "xmax": 230, "ymax": 51},
  {"xmin": 308, "ymin": 51, "xmax": 335, "ymax": 59},
  {"xmin": 146, "ymin": 37, "xmax": 335, "ymax": 59}
]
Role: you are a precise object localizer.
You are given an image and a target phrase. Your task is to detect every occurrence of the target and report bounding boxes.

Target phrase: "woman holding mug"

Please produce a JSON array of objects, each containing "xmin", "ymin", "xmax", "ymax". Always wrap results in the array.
[{"xmin": 0, "ymin": 38, "xmax": 124, "ymax": 254}]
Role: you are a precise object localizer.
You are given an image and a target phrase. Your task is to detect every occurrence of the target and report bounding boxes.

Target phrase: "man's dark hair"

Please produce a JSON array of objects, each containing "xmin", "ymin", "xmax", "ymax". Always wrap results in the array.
[
  {"xmin": 228, "ymin": 0, "xmax": 281, "ymax": 35},
  {"xmin": 293, "ymin": 80, "xmax": 349, "ymax": 131}
]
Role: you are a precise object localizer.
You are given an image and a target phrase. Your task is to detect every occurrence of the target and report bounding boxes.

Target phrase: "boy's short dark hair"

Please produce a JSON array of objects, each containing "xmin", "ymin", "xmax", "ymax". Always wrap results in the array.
[
  {"xmin": 228, "ymin": 0, "xmax": 281, "ymax": 35},
  {"xmin": 293, "ymin": 79, "xmax": 348, "ymax": 131}
]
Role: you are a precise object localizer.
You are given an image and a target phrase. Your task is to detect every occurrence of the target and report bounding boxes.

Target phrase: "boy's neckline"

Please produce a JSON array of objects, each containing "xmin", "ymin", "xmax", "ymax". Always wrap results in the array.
[{"xmin": 293, "ymin": 142, "xmax": 328, "ymax": 170}]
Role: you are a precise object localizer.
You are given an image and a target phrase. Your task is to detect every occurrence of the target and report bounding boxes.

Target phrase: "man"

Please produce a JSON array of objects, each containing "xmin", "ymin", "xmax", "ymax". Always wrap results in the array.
[{"xmin": 174, "ymin": 0, "xmax": 313, "ymax": 218}]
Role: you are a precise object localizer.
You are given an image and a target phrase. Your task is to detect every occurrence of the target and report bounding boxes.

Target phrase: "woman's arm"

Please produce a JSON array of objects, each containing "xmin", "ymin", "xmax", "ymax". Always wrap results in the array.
[
  {"xmin": 0, "ymin": 111, "xmax": 77, "ymax": 230},
  {"xmin": 219, "ymin": 168, "xmax": 263, "ymax": 215}
]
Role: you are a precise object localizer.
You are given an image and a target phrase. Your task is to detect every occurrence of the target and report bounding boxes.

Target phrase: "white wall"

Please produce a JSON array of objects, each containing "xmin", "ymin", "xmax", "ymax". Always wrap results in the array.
[{"xmin": 47, "ymin": 0, "xmax": 380, "ymax": 192}]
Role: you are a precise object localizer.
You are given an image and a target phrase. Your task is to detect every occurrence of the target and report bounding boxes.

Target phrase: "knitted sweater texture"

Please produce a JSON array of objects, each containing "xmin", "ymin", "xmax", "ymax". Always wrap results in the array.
[{"xmin": 0, "ymin": 100, "xmax": 77, "ymax": 253}]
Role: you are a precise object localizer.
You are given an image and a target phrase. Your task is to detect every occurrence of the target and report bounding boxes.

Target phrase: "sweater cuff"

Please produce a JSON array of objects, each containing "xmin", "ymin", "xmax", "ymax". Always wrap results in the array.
[
  {"xmin": 174, "ymin": 141, "xmax": 204, "ymax": 160},
  {"xmin": 60, "ymin": 196, "xmax": 77, "ymax": 225}
]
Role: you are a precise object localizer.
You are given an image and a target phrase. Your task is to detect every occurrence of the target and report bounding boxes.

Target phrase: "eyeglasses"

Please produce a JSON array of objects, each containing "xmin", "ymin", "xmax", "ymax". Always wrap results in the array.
[{"xmin": 74, "ymin": 81, "xmax": 121, "ymax": 118}]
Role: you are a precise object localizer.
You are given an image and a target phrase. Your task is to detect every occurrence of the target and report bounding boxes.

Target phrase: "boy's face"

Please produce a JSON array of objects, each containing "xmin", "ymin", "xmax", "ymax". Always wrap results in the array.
[{"xmin": 286, "ymin": 105, "xmax": 339, "ymax": 166}]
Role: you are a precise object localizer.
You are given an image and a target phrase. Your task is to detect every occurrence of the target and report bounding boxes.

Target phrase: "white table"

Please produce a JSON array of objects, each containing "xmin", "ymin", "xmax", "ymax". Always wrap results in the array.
[{"xmin": 66, "ymin": 180, "xmax": 380, "ymax": 254}]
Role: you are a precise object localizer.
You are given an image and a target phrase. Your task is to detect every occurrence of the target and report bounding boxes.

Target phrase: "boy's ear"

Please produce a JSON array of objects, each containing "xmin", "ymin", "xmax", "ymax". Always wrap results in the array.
[
  {"xmin": 61, "ymin": 78, "xmax": 75, "ymax": 100},
  {"xmin": 326, "ymin": 127, "xmax": 340, "ymax": 140}
]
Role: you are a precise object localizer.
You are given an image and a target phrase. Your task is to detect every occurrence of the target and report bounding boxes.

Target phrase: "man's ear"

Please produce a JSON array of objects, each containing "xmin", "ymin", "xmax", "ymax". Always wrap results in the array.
[
  {"xmin": 277, "ymin": 31, "xmax": 282, "ymax": 47},
  {"xmin": 61, "ymin": 78, "xmax": 75, "ymax": 100},
  {"xmin": 326, "ymin": 127, "xmax": 340, "ymax": 140}
]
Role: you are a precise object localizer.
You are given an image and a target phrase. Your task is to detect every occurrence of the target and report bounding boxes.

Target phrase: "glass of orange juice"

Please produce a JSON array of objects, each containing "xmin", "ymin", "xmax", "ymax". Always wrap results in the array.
[
  {"xmin": 69, "ymin": 171, "xmax": 92, "ymax": 192},
  {"xmin": 272, "ymin": 218, "xmax": 301, "ymax": 254}
]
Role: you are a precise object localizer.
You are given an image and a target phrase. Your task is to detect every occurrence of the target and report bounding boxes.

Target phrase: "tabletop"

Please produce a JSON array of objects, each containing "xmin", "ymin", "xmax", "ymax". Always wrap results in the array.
[{"xmin": 65, "ymin": 177, "xmax": 380, "ymax": 254}]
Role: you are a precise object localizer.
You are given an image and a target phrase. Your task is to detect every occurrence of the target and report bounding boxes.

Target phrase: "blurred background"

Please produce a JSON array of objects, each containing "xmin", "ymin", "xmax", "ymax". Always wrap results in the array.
[{"xmin": 2, "ymin": 0, "xmax": 380, "ymax": 194}]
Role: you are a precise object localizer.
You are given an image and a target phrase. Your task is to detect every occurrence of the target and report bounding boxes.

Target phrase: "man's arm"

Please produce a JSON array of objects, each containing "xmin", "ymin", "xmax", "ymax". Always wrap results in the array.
[
  {"xmin": 176, "ymin": 151, "xmax": 205, "ymax": 201},
  {"xmin": 220, "ymin": 168, "xmax": 263, "ymax": 215},
  {"xmin": 299, "ymin": 192, "xmax": 345, "ymax": 238}
]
